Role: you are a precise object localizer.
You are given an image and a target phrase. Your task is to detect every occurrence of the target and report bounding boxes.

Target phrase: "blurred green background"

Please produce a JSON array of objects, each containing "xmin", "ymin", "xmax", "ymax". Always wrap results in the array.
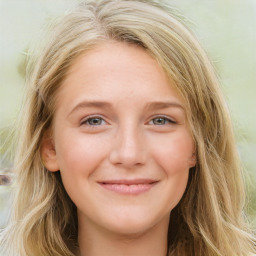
[{"xmin": 0, "ymin": 0, "xmax": 255, "ymax": 228}]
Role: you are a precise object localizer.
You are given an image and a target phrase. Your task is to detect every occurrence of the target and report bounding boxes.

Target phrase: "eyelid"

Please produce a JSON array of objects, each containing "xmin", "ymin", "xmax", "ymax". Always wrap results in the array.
[
  {"xmin": 80, "ymin": 114, "xmax": 177, "ymax": 126},
  {"xmin": 147, "ymin": 115, "xmax": 177, "ymax": 125},
  {"xmin": 80, "ymin": 115, "xmax": 108, "ymax": 126}
]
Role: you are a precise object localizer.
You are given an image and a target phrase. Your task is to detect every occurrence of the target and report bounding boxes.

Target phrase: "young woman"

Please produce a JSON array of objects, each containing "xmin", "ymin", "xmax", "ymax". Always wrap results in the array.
[{"xmin": 1, "ymin": 0, "xmax": 255, "ymax": 255}]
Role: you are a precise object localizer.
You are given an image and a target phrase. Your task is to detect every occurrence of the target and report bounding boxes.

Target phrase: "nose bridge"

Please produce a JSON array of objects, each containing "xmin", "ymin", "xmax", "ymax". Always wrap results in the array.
[{"xmin": 109, "ymin": 121, "xmax": 146, "ymax": 167}]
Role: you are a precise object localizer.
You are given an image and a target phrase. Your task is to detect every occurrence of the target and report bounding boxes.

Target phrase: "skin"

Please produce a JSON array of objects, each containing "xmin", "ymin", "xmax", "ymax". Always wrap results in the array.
[{"xmin": 42, "ymin": 41, "xmax": 196, "ymax": 256}]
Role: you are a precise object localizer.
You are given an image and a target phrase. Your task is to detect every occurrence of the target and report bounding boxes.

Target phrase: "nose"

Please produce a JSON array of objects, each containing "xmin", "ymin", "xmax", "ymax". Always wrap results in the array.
[{"xmin": 109, "ymin": 125, "xmax": 146, "ymax": 168}]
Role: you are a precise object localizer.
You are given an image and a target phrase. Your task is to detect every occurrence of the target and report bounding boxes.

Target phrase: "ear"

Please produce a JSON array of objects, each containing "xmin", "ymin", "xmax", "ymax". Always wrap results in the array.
[
  {"xmin": 188, "ymin": 152, "xmax": 197, "ymax": 168},
  {"xmin": 40, "ymin": 130, "xmax": 59, "ymax": 172}
]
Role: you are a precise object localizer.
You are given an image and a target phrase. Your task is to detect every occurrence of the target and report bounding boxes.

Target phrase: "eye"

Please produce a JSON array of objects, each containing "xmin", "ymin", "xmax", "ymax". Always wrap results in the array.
[
  {"xmin": 149, "ymin": 116, "xmax": 176, "ymax": 125},
  {"xmin": 81, "ymin": 116, "xmax": 106, "ymax": 126}
]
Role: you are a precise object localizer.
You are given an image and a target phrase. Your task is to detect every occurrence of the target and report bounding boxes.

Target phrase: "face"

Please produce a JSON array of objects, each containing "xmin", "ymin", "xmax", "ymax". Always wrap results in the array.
[{"xmin": 42, "ymin": 41, "xmax": 196, "ymax": 236}]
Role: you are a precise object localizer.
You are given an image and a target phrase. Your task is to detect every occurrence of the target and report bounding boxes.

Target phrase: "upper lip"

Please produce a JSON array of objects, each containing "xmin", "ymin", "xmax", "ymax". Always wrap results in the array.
[{"xmin": 98, "ymin": 179, "xmax": 158, "ymax": 185}]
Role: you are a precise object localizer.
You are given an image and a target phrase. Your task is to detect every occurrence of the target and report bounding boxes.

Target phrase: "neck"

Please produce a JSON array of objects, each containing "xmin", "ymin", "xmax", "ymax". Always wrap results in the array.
[{"xmin": 77, "ymin": 215, "xmax": 169, "ymax": 256}]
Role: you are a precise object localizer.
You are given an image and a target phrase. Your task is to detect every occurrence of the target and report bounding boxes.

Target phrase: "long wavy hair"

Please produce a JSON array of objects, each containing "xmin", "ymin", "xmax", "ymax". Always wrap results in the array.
[{"xmin": 1, "ymin": 0, "xmax": 255, "ymax": 255}]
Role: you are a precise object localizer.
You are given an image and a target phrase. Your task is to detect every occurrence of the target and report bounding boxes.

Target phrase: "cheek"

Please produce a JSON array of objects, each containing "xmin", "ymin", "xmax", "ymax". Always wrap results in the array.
[
  {"xmin": 145, "ymin": 132, "xmax": 194, "ymax": 211},
  {"xmin": 54, "ymin": 131, "xmax": 112, "ymax": 205},
  {"xmin": 150, "ymin": 132, "xmax": 195, "ymax": 175},
  {"xmin": 54, "ymin": 130, "xmax": 110, "ymax": 174}
]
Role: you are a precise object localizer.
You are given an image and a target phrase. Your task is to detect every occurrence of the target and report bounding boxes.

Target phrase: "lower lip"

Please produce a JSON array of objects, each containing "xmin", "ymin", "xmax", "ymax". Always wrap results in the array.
[{"xmin": 99, "ymin": 183, "xmax": 156, "ymax": 195}]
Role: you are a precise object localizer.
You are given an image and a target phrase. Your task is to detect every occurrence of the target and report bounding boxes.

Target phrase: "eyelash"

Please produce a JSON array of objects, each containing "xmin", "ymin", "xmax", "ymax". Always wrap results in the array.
[
  {"xmin": 80, "ymin": 115, "xmax": 107, "ymax": 126},
  {"xmin": 148, "ymin": 116, "xmax": 176, "ymax": 125},
  {"xmin": 80, "ymin": 115, "xmax": 176, "ymax": 127}
]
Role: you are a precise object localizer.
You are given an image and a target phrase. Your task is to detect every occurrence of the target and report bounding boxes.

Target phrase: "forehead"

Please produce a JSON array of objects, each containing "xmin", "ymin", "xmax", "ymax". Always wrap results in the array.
[
  {"xmin": 54, "ymin": 41, "xmax": 186, "ymax": 114},
  {"xmin": 63, "ymin": 41, "xmax": 181, "ymax": 90},
  {"xmin": 66, "ymin": 42, "xmax": 167, "ymax": 84}
]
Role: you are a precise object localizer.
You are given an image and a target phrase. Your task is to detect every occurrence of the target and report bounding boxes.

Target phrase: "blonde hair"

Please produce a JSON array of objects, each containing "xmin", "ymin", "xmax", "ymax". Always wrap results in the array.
[{"xmin": 1, "ymin": 0, "xmax": 255, "ymax": 255}]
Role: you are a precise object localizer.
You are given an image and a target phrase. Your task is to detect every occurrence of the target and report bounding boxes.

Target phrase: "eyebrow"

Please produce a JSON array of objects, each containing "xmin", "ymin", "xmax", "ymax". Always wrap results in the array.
[
  {"xmin": 68, "ymin": 101, "xmax": 112, "ymax": 116},
  {"xmin": 68, "ymin": 100, "xmax": 185, "ymax": 116},
  {"xmin": 145, "ymin": 101, "xmax": 185, "ymax": 111}
]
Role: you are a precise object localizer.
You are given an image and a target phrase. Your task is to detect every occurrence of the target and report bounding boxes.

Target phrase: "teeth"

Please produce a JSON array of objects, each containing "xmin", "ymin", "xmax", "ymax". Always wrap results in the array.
[{"xmin": 99, "ymin": 181, "xmax": 157, "ymax": 186}]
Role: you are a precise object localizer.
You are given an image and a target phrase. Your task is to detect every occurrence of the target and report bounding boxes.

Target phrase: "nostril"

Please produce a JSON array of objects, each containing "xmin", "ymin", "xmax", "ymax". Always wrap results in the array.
[{"xmin": 109, "ymin": 130, "xmax": 146, "ymax": 167}]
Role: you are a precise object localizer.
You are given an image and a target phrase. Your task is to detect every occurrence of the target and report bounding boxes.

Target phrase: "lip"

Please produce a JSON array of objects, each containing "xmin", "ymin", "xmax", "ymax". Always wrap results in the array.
[{"xmin": 97, "ymin": 179, "xmax": 158, "ymax": 195}]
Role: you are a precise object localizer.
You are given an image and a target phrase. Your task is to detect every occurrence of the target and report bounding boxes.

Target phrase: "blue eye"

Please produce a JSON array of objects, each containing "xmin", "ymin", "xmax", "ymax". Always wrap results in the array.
[
  {"xmin": 82, "ymin": 117, "xmax": 106, "ymax": 126},
  {"xmin": 150, "ymin": 117, "xmax": 175, "ymax": 125}
]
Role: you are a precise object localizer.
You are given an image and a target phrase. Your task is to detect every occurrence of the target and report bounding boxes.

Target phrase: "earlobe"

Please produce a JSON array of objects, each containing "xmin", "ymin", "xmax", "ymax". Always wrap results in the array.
[
  {"xmin": 188, "ymin": 152, "xmax": 197, "ymax": 168},
  {"xmin": 40, "ymin": 130, "xmax": 59, "ymax": 172}
]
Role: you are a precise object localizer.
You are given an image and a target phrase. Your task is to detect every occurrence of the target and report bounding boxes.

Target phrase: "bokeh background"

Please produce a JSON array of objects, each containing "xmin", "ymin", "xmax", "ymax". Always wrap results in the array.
[{"xmin": 0, "ymin": 0, "xmax": 256, "ymax": 229}]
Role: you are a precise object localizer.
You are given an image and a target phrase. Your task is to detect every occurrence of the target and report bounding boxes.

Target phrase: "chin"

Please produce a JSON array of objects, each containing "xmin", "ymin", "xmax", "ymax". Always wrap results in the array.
[
  {"xmin": 103, "ymin": 211, "xmax": 169, "ymax": 237},
  {"xmin": 108, "ymin": 223, "xmax": 154, "ymax": 237}
]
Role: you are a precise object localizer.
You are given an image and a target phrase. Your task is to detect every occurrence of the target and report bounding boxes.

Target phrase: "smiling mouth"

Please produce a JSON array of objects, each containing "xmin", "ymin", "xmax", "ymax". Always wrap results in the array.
[{"xmin": 97, "ymin": 179, "xmax": 158, "ymax": 195}]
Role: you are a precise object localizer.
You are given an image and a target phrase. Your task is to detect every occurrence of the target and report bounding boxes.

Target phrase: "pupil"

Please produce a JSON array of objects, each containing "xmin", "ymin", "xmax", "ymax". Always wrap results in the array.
[
  {"xmin": 154, "ymin": 118, "xmax": 164, "ymax": 125},
  {"xmin": 90, "ymin": 118, "xmax": 101, "ymax": 125}
]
